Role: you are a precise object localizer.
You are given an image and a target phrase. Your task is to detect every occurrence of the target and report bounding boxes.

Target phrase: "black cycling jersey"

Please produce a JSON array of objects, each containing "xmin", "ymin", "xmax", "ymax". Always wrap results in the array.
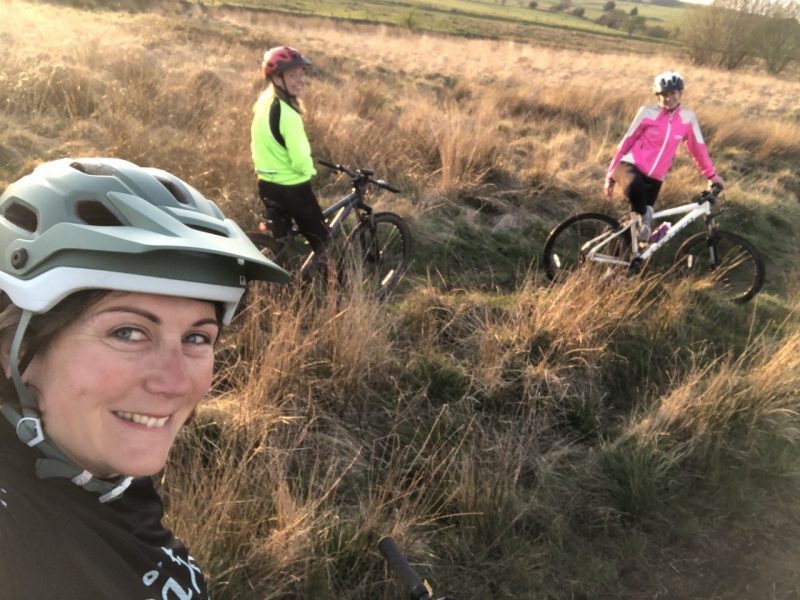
[{"xmin": 0, "ymin": 420, "xmax": 209, "ymax": 600}]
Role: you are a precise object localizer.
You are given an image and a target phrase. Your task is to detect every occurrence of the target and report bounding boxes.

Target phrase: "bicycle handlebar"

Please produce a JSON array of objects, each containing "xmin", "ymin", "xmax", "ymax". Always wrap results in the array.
[
  {"xmin": 318, "ymin": 159, "xmax": 400, "ymax": 194},
  {"xmin": 378, "ymin": 536, "xmax": 458, "ymax": 600},
  {"xmin": 701, "ymin": 182, "xmax": 724, "ymax": 205},
  {"xmin": 378, "ymin": 537, "xmax": 432, "ymax": 599}
]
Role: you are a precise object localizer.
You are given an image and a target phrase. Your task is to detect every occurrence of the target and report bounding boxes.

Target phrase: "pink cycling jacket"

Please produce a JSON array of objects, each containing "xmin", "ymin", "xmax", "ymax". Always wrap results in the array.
[{"xmin": 606, "ymin": 104, "xmax": 717, "ymax": 184}]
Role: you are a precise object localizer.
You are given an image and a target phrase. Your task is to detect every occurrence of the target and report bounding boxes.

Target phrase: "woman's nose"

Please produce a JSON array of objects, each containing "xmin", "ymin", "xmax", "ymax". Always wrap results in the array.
[{"xmin": 143, "ymin": 344, "xmax": 196, "ymax": 397}]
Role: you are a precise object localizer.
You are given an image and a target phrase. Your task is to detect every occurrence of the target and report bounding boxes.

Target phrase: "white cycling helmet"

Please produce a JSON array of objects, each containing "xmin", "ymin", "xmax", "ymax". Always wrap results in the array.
[{"xmin": 653, "ymin": 71, "xmax": 684, "ymax": 95}]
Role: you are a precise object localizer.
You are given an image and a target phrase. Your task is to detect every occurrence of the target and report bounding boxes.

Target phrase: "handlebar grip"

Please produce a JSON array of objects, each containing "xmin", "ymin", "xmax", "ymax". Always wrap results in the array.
[
  {"xmin": 375, "ymin": 179, "xmax": 401, "ymax": 193},
  {"xmin": 378, "ymin": 536, "xmax": 432, "ymax": 600},
  {"xmin": 318, "ymin": 159, "xmax": 339, "ymax": 170}
]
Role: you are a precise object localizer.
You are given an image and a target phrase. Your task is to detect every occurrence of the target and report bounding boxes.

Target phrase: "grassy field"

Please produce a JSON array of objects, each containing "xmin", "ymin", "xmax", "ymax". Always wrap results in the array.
[
  {"xmin": 217, "ymin": 0, "xmax": 686, "ymax": 49},
  {"xmin": 3, "ymin": 0, "xmax": 800, "ymax": 598}
]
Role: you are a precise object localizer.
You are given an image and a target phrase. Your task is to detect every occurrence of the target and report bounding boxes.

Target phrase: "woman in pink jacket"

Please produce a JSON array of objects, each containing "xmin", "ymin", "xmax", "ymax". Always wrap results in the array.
[{"xmin": 604, "ymin": 71, "xmax": 725, "ymax": 242}]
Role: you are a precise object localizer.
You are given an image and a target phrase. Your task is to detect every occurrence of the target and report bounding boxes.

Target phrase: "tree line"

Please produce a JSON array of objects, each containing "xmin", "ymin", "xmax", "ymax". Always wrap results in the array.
[{"xmin": 681, "ymin": 0, "xmax": 800, "ymax": 74}]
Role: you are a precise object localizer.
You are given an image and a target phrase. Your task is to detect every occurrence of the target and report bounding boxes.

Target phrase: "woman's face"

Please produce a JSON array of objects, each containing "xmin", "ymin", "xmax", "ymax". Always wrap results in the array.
[
  {"xmin": 658, "ymin": 89, "xmax": 682, "ymax": 111},
  {"xmin": 19, "ymin": 292, "xmax": 219, "ymax": 478},
  {"xmin": 276, "ymin": 66, "xmax": 306, "ymax": 97}
]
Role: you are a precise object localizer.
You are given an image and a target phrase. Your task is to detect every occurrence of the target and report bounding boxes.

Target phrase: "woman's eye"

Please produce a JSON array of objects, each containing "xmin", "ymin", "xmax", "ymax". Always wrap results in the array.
[
  {"xmin": 111, "ymin": 327, "xmax": 146, "ymax": 342},
  {"xmin": 185, "ymin": 332, "xmax": 214, "ymax": 345}
]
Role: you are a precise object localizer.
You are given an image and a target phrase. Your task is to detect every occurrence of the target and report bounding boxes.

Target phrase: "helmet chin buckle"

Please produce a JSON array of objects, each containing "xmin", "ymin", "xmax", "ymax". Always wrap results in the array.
[{"xmin": 16, "ymin": 416, "xmax": 45, "ymax": 447}]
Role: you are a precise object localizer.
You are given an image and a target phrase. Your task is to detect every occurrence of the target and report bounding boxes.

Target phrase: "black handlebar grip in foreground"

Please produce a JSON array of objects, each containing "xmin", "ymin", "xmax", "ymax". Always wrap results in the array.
[
  {"xmin": 318, "ymin": 159, "xmax": 338, "ymax": 170},
  {"xmin": 378, "ymin": 536, "xmax": 432, "ymax": 600},
  {"xmin": 376, "ymin": 179, "xmax": 401, "ymax": 193}
]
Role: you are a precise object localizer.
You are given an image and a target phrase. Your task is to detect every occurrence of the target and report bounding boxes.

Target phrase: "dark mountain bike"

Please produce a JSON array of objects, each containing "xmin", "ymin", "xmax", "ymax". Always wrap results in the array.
[
  {"xmin": 541, "ymin": 184, "xmax": 765, "ymax": 303},
  {"xmin": 247, "ymin": 160, "xmax": 412, "ymax": 300},
  {"xmin": 378, "ymin": 536, "xmax": 457, "ymax": 600}
]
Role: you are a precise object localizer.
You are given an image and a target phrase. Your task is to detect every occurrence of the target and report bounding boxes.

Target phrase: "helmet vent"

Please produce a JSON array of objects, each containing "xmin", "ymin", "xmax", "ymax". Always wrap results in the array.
[
  {"xmin": 4, "ymin": 202, "xmax": 38, "ymax": 232},
  {"xmin": 76, "ymin": 200, "xmax": 124, "ymax": 226},
  {"xmin": 70, "ymin": 161, "xmax": 115, "ymax": 177},
  {"xmin": 155, "ymin": 177, "xmax": 190, "ymax": 205},
  {"xmin": 189, "ymin": 224, "xmax": 228, "ymax": 237}
]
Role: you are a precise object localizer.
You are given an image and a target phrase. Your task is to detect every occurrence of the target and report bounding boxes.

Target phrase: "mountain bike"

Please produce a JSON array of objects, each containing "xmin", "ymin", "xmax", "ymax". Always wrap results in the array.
[
  {"xmin": 378, "ymin": 536, "xmax": 457, "ymax": 600},
  {"xmin": 541, "ymin": 184, "xmax": 765, "ymax": 303},
  {"xmin": 247, "ymin": 160, "xmax": 412, "ymax": 300}
]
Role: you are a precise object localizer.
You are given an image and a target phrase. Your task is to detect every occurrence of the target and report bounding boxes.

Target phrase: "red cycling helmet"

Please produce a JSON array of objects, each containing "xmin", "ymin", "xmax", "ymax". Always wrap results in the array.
[{"xmin": 262, "ymin": 46, "xmax": 311, "ymax": 80}]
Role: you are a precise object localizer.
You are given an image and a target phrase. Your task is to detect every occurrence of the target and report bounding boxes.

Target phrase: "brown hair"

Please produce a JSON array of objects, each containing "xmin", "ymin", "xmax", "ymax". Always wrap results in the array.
[{"xmin": 0, "ymin": 290, "xmax": 109, "ymax": 405}]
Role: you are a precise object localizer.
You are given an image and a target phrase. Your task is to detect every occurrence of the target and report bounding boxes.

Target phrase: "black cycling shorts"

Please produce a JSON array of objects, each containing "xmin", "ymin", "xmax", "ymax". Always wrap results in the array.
[
  {"xmin": 612, "ymin": 162, "xmax": 663, "ymax": 216},
  {"xmin": 257, "ymin": 179, "xmax": 329, "ymax": 253}
]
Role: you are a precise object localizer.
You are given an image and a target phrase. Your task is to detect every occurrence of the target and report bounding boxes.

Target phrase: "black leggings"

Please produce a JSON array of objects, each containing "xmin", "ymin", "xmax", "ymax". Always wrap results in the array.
[
  {"xmin": 257, "ymin": 179, "xmax": 329, "ymax": 254},
  {"xmin": 612, "ymin": 162, "xmax": 663, "ymax": 216}
]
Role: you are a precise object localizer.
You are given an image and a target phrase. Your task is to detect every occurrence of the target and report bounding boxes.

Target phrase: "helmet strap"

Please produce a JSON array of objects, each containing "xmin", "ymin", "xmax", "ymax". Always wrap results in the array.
[
  {"xmin": 0, "ymin": 309, "xmax": 133, "ymax": 502},
  {"xmin": 4, "ymin": 310, "xmax": 42, "ymax": 445},
  {"xmin": 273, "ymin": 76, "xmax": 300, "ymax": 111}
]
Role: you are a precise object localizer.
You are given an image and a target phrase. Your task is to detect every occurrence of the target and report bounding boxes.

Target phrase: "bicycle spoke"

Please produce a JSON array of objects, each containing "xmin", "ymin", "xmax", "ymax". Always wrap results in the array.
[
  {"xmin": 674, "ymin": 230, "xmax": 764, "ymax": 303},
  {"xmin": 542, "ymin": 213, "xmax": 627, "ymax": 281},
  {"xmin": 347, "ymin": 212, "xmax": 411, "ymax": 300}
]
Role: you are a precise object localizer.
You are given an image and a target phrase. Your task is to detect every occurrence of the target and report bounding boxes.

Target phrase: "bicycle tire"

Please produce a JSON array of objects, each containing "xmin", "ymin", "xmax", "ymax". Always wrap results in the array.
[
  {"xmin": 542, "ymin": 212, "xmax": 627, "ymax": 282},
  {"xmin": 346, "ymin": 212, "xmax": 411, "ymax": 300},
  {"xmin": 674, "ymin": 229, "xmax": 765, "ymax": 303}
]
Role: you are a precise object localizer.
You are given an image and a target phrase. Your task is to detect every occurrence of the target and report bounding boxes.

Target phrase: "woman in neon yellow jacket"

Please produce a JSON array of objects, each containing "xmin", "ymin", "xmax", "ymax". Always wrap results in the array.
[{"xmin": 251, "ymin": 46, "xmax": 328, "ymax": 256}]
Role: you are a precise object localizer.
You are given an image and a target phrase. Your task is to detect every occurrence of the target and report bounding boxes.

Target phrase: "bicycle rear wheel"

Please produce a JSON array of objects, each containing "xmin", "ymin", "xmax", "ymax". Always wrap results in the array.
[
  {"xmin": 674, "ymin": 229, "xmax": 764, "ymax": 303},
  {"xmin": 542, "ymin": 212, "xmax": 628, "ymax": 281},
  {"xmin": 346, "ymin": 212, "xmax": 411, "ymax": 300}
]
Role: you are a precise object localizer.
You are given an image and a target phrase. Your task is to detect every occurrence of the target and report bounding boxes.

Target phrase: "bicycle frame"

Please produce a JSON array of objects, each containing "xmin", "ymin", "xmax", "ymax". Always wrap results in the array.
[
  {"xmin": 321, "ymin": 187, "xmax": 368, "ymax": 240},
  {"xmin": 585, "ymin": 200, "xmax": 713, "ymax": 267},
  {"xmin": 297, "ymin": 185, "xmax": 374, "ymax": 274},
  {"xmin": 254, "ymin": 160, "xmax": 406, "ymax": 293}
]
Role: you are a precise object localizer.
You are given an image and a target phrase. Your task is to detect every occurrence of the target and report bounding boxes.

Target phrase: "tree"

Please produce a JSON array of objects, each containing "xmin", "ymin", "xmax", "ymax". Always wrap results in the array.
[
  {"xmin": 624, "ymin": 14, "xmax": 646, "ymax": 36},
  {"xmin": 603, "ymin": 0, "xmax": 616, "ymax": 10},
  {"xmin": 572, "ymin": 6, "xmax": 585, "ymax": 17},
  {"xmin": 528, "ymin": 0, "xmax": 538, "ymax": 7},
  {"xmin": 755, "ymin": 3, "xmax": 800, "ymax": 73},
  {"xmin": 682, "ymin": 0, "xmax": 800, "ymax": 72},
  {"xmin": 596, "ymin": 8, "xmax": 625, "ymax": 28},
  {"xmin": 630, "ymin": 6, "xmax": 639, "ymax": 15}
]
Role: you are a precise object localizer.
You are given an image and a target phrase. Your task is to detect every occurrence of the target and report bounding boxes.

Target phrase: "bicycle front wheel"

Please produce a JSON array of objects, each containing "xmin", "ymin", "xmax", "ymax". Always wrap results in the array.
[
  {"xmin": 542, "ymin": 212, "xmax": 627, "ymax": 282},
  {"xmin": 346, "ymin": 212, "xmax": 412, "ymax": 300},
  {"xmin": 674, "ymin": 229, "xmax": 765, "ymax": 303}
]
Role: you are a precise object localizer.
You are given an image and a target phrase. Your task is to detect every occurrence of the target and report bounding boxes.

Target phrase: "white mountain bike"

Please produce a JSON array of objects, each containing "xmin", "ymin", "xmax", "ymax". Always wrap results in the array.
[{"xmin": 542, "ymin": 184, "xmax": 765, "ymax": 303}]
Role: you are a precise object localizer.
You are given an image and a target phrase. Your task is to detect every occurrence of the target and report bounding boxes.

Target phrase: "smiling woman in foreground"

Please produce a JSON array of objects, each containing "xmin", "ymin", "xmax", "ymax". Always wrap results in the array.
[{"xmin": 0, "ymin": 158, "xmax": 287, "ymax": 599}]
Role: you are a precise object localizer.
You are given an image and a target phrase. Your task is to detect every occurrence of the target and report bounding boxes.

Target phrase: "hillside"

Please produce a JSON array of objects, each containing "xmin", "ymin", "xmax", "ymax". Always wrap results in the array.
[
  {"xmin": 2, "ymin": 0, "xmax": 800, "ymax": 598},
  {"xmin": 211, "ymin": 0, "xmax": 686, "ymax": 52}
]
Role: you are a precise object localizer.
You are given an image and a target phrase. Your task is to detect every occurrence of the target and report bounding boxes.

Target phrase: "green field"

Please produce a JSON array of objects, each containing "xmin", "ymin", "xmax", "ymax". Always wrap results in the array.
[{"xmin": 214, "ymin": 0, "xmax": 688, "ymax": 46}]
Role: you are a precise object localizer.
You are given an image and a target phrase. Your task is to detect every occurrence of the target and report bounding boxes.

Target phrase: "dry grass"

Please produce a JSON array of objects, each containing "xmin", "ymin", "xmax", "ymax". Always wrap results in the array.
[{"xmin": 4, "ymin": 1, "xmax": 800, "ymax": 597}]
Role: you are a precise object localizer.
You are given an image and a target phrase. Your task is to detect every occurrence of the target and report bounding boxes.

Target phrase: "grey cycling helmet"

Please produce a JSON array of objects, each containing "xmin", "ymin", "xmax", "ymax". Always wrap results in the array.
[
  {"xmin": 653, "ymin": 71, "xmax": 684, "ymax": 95},
  {"xmin": 0, "ymin": 157, "xmax": 289, "ymax": 324}
]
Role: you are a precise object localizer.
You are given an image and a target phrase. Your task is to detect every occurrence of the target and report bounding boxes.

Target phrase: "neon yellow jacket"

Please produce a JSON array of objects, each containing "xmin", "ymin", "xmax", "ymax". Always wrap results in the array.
[{"xmin": 251, "ymin": 87, "xmax": 317, "ymax": 185}]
